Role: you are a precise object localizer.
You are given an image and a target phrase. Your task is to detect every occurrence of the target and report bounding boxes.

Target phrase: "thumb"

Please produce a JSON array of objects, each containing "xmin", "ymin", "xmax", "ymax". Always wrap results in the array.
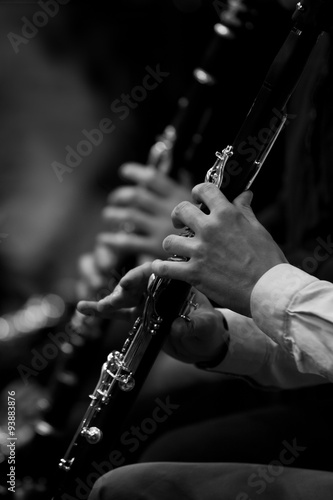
[
  {"xmin": 233, "ymin": 190, "xmax": 256, "ymax": 222},
  {"xmin": 170, "ymin": 316, "xmax": 194, "ymax": 338},
  {"xmin": 172, "ymin": 316, "xmax": 192, "ymax": 332},
  {"xmin": 162, "ymin": 317, "xmax": 191, "ymax": 359}
]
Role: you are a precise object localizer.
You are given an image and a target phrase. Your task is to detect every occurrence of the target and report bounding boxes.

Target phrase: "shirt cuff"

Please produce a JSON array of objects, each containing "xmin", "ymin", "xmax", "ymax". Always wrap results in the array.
[
  {"xmin": 205, "ymin": 309, "xmax": 276, "ymax": 377},
  {"xmin": 250, "ymin": 263, "xmax": 318, "ymax": 348}
]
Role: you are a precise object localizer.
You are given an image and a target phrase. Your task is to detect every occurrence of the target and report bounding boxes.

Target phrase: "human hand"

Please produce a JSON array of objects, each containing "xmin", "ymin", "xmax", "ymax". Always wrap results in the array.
[
  {"xmin": 77, "ymin": 260, "xmax": 228, "ymax": 365},
  {"xmin": 97, "ymin": 163, "xmax": 192, "ymax": 259},
  {"xmin": 152, "ymin": 183, "xmax": 288, "ymax": 317},
  {"xmin": 76, "ymin": 261, "xmax": 152, "ymax": 322},
  {"xmin": 162, "ymin": 291, "xmax": 228, "ymax": 365},
  {"xmin": 75, "ymin": 244, "xmax": 122, "ymax": 301}
]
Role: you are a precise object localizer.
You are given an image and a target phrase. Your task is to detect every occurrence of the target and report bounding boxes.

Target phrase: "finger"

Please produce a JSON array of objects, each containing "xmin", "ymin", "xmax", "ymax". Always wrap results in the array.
[
  {"xmin": 234, "ymin": 190, "xmax": 253, "ymax": 207},
  {"xmin": 98, "ymin": 262, "xmax": 152, "ymax": 310},
  {"xmin": 107, "ymin": 186, "xmax": 161, "ymax": 214},
  {"xmin": 102, "ymin": 207, "xmax": 154, "ymax": 234},
  {"xmin": 152, "ymin": 258, "xmax": 192, "ymax": 284},
  {"xmin": 162, "ymin": 234, "xmax": 196, "ymax": 258},
  {"xmin": 77, "ymin": 299, "xmax": 134, "ymax": 321},
  {"xmin": 162, "ymin": 316, "xmax": 192, "ymax": 356},
  {"xmin": 191, "ymin": 183, "xmax": 229, "ymax": 212},
  {"xmin": 77, "ymin": 253, "xmax": 104, "ymax": 290},
  {"xmin": 93, "ymin": 244, "xmax": 119, "ymax": 274},
  {"xmin": 171, "ymin": 201, "xmax": 206, "ymax": 231},
  {"xmin": 76, "ymin": 300, "xmax": 100, "ymax": 316},
  {"xmin": 169, "ymin": 315, "xmax": 199, "ymax": 343},
  {"xmin": 118, "ymin": 261, "xmax": 152, "ymax": 293},
  {"xmin": 97, "ymin": 232, "xmax": 158, "ymax": 255},
  {"xmin": 232, "ymin": 190, "xmax": 257, "ymax": 223},
  {"xmin": 118, "ymin": 163, "xmax": 151, "ymax": 185},
  {"xmin": 120, "ymin": 163, "xmax": 173, "ymax": 196},
  {"xmin": 96, "ymin": 286, "xmax": 134, "ymax": 312}
]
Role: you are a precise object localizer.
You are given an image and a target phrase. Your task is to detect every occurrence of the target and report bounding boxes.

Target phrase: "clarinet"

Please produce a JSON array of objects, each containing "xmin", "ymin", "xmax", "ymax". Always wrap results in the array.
[
  {"xmin": 2, "ymin": 3, "xmax": 263, "ymax": 499},
  {"xmin": 51, "ymin": 1, "xmax": 333, "ymax": 499},
  {"xmin": 39, "ymin": 0, "xmax": 257, "ymax": 433}
]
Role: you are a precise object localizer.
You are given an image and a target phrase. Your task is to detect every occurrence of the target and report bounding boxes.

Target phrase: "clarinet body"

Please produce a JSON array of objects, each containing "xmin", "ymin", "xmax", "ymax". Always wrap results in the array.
[
  {"xmin": 40, "ymin": 0, "xmax": 256, "ymax": 433},
  {"xmin": 0, "ymin": 3, "xmax": 266, "ymax": 499},
  {"xmin": 52, "ymin": 1, "xmax": 333, "ymax": 499}
]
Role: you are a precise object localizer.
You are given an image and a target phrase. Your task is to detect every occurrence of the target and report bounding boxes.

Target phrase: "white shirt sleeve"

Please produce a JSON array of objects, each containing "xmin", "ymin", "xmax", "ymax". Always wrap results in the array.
[
  {"xmin": 250, "ymin": 263, "xmax": 333, "ymax": 382},
  {"xmin": 204, "ymin": 263, "xmax": 333, "ymax": 387},
  {"xmin": 208, "ymin": 309, "xmax": 328, "ymax": 389}
]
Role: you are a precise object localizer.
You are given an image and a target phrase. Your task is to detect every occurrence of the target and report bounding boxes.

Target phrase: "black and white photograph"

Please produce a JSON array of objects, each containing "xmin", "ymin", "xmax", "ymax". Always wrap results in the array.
[{"xmin": 0, "ymin": 1, "xmax": 333, "ymax": 499}]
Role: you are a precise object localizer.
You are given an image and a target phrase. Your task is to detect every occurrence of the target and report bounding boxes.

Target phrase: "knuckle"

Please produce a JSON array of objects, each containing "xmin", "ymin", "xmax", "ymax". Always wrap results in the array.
[
  {"xmin": 191, "ymin": 182, "xmax": 205, "ymax": 197},
  {"xmin": 172, "ymin": 200, "xmax": 191, "ymax": 218},
  {"xmin": 194, "ymin": 245, "xmax": 206, "ymax": 266},
  {"xmin": 190, "ymin": 267, "xmax": 201, "ymax": 288},
  {"xmin": 157, "ymin": 261, "xmax": 168, "ymax": 276},
  {"xmin": 215, "ymin": 202, "xmax": 235, "ymax": 221},
  {"xmin": 192, "ymin": 182, "xmax": 213, "ymax": 198}
]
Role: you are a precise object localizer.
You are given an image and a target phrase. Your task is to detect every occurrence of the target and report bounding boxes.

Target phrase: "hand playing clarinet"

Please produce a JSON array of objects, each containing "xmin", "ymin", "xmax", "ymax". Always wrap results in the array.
[{"xmin": 76, "ymin": 161, "xmax": 192, "ymax": 302}]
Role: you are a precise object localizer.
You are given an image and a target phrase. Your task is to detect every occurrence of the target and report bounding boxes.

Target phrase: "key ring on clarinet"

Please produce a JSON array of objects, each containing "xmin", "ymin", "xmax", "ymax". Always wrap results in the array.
[{"xmin": 179, "ymin": 291, "xmax": 198, "ymax": 322}]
